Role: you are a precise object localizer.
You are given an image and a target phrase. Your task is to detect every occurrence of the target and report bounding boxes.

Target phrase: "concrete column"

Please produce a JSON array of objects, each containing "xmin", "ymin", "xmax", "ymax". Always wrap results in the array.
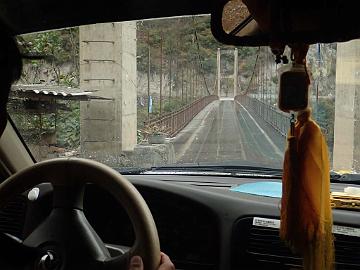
[
  {"xmin": 234, "ymin": 48, "xmax": 238, "ymax": 97},
  {"xmin": 79, "ymin": 22, "xmax": 137, "ymax": 163},
  {"xmin": 217, "ymin": 48, "xmax": 221, "ymax": 97},
  {"xmin": 333, "ymin": 40, "xmax": 360, "ymax": 171}
]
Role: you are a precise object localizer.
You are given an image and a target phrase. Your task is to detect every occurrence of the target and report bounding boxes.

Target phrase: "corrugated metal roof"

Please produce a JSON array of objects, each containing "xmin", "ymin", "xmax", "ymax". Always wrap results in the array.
[{"xmin": 11, "ymin": 84, "xmax": 107, "ymax": 100}]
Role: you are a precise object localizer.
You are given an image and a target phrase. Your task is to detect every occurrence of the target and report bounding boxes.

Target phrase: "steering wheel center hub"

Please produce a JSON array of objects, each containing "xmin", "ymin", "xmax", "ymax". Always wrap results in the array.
[{"xmin": 38, "ymin": 250, "xmax": 60, "ymax": 270}]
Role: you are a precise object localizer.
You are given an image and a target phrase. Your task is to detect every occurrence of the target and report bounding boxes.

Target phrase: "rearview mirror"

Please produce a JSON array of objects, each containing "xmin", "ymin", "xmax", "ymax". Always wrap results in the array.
[{"xmin": 211, "ymin": 0, "xmax": 360, "ymax": 47}]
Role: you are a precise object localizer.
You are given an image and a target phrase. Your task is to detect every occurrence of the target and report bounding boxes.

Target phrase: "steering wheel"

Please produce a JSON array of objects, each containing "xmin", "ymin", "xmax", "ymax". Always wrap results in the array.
[{"xmin": 0, "ymin": 158, "xmax": 160, "ymax": 270}]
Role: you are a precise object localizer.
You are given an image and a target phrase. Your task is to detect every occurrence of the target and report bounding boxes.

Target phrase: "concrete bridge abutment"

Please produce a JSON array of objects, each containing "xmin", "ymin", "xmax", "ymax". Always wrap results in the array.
[
  {"xmin": 333, "ymin": 40, "xmax": 360, "ymax": 172},
  {"xmin": 79, "ymin": 22, "xmax": 137, "ymax": 164}
]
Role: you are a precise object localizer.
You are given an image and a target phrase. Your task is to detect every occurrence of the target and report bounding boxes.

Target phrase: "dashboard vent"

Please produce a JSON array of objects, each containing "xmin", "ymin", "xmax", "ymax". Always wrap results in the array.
[
  {"xmin": 0, "ymin": 195, "xmax": 27, "ymax": 239},
  {"xmin": 335, "ymin": 233, "xmax": 360, "ymax": 269},
  {"xmin": 232, "ymin": 217, "xmax": 360, "ymax": 270},
  {"xmin": 247, "ymin": 226, "xmax": 303, "ymax": 269}
]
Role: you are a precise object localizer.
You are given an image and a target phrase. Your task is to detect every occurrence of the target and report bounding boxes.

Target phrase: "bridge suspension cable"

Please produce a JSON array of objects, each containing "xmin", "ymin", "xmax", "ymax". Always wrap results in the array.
[
  {"xmin": 240, "ymin": 47, "xmax": 260, "ymax": 96},
  {"xmin": 191, "ymin": 16, "xmax": 211, "ymax": 96}
]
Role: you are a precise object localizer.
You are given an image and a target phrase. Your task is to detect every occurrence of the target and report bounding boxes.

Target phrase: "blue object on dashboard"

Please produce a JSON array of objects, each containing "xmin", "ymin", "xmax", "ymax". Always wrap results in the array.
[{"xmin": 230, "ymin": 181, "xmax": 282, "ymax": 198}]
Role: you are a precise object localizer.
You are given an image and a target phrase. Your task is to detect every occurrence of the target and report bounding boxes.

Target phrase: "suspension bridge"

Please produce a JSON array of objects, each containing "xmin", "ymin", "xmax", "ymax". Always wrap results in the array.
[{"xmin": 143, "ymin": 47, "xmax": 288, "ymax": 167}]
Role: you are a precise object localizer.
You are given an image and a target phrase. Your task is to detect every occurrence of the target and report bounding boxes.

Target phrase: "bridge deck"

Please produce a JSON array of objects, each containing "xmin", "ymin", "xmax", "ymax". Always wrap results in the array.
[{"xmin": 173, "ymin": 100, "xmax": 286, "ymax": 168}]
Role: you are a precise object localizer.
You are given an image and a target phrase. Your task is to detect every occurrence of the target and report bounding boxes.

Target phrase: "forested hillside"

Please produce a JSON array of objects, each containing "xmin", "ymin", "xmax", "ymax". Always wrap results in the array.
[{"xmin": 136, "ymin": 15, "xmax": 259, "ymax": 96}]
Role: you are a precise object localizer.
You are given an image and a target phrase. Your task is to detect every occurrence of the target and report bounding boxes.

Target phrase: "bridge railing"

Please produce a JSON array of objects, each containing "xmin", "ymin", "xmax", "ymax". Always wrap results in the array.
[
  {"xmin": 235, "ymin": 95, "xmax": 290, "ymax": 137},
  {"xmin": 144, "ymin": 95, "xmax": 219, "ymax": 138}
]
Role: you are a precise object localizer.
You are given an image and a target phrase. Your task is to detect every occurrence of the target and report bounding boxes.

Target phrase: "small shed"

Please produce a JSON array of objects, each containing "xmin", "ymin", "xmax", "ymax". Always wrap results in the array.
[{"xmin": 8, "ymin": 84, "xmax": 106, "ymax": 160}]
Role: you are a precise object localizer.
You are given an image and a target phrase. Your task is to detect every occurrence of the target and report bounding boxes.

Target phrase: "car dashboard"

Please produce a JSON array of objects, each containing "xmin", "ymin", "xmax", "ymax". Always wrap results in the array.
[{"xmin": 1, "ymin": 174, "xmax": 360, "ymax": 270}]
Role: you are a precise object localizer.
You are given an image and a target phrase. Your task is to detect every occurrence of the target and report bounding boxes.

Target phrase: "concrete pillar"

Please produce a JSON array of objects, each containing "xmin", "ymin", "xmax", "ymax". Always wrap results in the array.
[
  {"xmin": 333, "ymin": 40, "xmax": 360, "ymax": 171},
  {"xmin": 217, "ymin": 48, "xmax": 221, "ymax": 97},
  {"xmin": 234, "ymin": 48, "xmax": 238, "ymax": 97},
  {"xmin": 79, "ymin": 22, "xmax": 137, "ymax": 162}
]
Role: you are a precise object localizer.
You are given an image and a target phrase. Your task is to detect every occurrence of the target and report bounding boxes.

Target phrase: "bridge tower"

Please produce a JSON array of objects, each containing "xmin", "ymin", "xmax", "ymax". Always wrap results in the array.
[{"xmin": 217, "ymin": 48, "xmax": 238, "ymax": 98}]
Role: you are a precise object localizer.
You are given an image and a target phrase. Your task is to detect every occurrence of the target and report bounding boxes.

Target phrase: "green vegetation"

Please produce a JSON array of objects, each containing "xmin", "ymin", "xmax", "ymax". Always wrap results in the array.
[
  {"xmin": 19, "ymin": 28, "xmax": 79, "ymax": 86},
  {"xmin": 9, "ymin": 101, "xmax": 80, "ymax": 149},
  {"xmin": 10, "ymin": 29, "xmax": 81, "ymax": 153},
  {"xmin": 56, "ymin": 102, "xmax": 80, "ymax": 148}
]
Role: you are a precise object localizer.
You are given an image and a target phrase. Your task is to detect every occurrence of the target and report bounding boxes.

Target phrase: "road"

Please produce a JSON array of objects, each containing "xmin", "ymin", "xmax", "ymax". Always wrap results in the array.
[{"xmin": 173, "ymin": 100, "xmax": 285, "ymax": 168}]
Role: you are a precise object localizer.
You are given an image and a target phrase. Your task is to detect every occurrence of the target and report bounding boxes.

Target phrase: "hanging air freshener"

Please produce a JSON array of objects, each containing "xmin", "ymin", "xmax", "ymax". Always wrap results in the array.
[{"xmin": 278, "ymin": 64, "xmax": 309, "ymax": 112}]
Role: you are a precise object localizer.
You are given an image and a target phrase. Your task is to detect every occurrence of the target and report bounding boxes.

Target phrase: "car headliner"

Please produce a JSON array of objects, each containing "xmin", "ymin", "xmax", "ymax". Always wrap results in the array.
[{"xmin": 0, "ymin": 0, "xmax": 212, "ymax": 35}]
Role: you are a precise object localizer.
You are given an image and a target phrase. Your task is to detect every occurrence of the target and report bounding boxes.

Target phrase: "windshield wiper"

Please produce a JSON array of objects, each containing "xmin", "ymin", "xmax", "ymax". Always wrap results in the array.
[
  {"xmin": 330, "ymin": 171, "xmax": 360, "ymax": 184},
  {"xmin": 115, "ymin": 167, "xmax": 150, "ymax": 175},
  {"xmin": 117, "ymin": 166, "xmax": 360, "ymax": 183},
  {"xmin": 149, "ymin": 165, "xmax": 283, "ymax": 179}
]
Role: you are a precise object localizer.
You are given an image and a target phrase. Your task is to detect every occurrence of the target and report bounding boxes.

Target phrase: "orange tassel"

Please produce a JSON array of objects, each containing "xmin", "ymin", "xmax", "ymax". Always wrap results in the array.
[{"xmin": 280, "ymin": 109, "xmax": 334, "ymax": 269}]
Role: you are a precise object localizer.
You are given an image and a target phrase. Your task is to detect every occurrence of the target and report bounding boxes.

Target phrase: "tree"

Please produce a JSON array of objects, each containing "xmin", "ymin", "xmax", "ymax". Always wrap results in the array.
[{"xmin": 18, "ymin": 28, "xmax": 79, "ymax": 86}]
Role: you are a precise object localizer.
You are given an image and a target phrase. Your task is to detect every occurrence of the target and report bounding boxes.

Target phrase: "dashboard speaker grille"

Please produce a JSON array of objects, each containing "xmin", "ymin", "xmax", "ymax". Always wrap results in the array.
[{"xmin": 0, "ymin": 194, "xmax": 27, "ymax": 239}]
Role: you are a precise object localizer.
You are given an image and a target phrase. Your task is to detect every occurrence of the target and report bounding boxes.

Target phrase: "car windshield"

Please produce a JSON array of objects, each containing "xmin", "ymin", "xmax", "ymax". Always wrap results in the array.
[{"xmin": 7, "ymin": 15, "xmax": 354, "ymax": 176}]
